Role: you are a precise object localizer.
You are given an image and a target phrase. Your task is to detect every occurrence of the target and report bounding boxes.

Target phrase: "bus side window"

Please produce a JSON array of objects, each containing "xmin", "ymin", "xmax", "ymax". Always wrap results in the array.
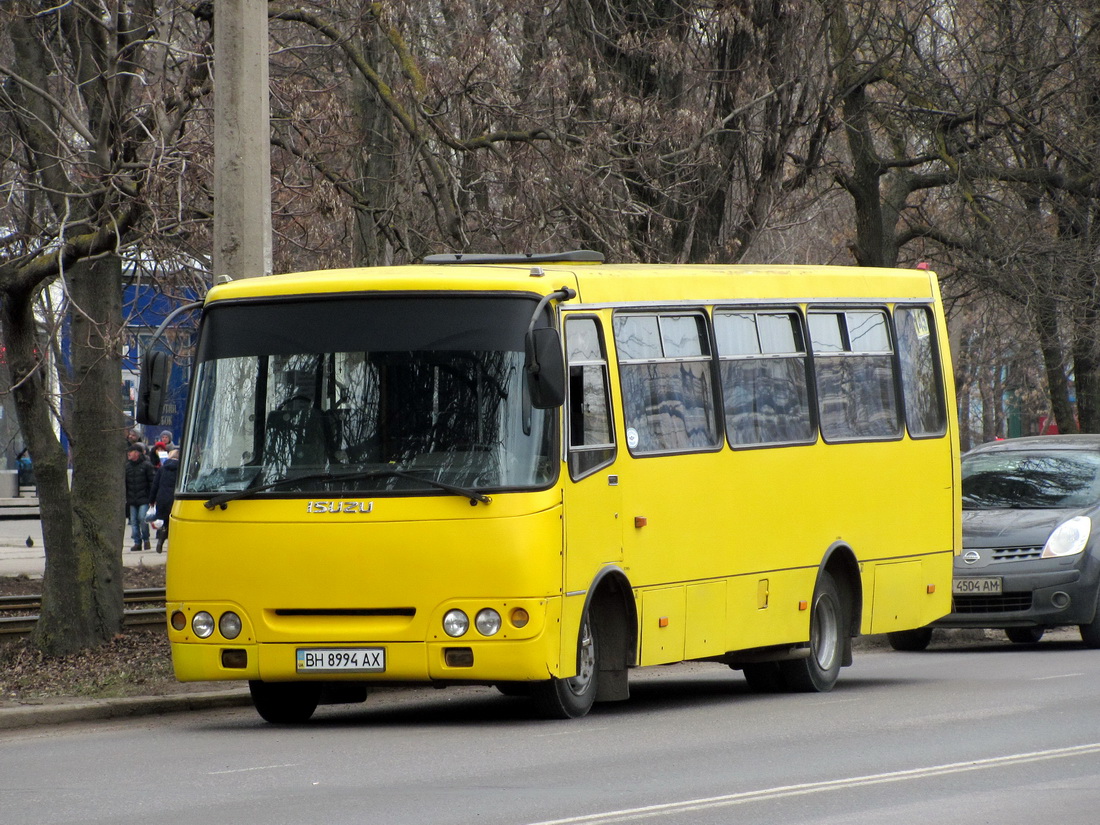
[
  {"xmin": 714, "ymin": 310, "xmax": 814, "ymax": 447},
  {"xmin": 613, "ymin": 312, "xmax": 720, "ymax": 455},
  {"xmin": 809, "ymin": 309, "xmax": 902, "ymax": 442},
  {"xmin": 895, "ymin": 306, "xmax": 947, "ymax": 437},
  {"xmin": 566, "ymin": 317, "xmax": 616, "ymax": 479}
]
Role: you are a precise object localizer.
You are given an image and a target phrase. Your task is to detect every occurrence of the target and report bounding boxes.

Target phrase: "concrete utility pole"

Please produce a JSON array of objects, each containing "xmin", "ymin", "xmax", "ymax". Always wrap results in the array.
[{"xmin": 213, "ymin": 0, "xmax": 272, "ymax": 281}]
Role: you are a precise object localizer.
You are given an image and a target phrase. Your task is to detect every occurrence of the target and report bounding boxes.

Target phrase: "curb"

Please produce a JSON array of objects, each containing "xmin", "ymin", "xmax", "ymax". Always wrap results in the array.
[{"xmin": 0, "ymin": 689, "xmax": 252, "ymax": 731}]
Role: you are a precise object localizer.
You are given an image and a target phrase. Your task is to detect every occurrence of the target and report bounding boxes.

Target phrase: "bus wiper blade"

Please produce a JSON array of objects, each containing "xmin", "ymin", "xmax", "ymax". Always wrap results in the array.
[{"xmin": 205, "ymin": 468, "xmax": 491, "ymax": 510}]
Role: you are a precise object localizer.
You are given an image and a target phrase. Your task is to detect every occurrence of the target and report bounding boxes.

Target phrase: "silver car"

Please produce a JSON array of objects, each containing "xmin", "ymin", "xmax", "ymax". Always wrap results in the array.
[{"xmin": 889, "ymin": 434, "xmax": 1100, "ymax": 650}]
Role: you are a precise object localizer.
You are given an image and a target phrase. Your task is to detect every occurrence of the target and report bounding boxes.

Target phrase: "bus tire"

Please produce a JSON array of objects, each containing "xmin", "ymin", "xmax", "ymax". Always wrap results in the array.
[
  {"xmin": 249, "ymin": 680, "xmax": 321, "ymax": 724},
  {"xmin": 495, "ymin": 682, "xmax": 532, "ymax": 697},
  {"xmin": 886, "ymin": 627, "xmax": 934, "ymax": 651},
  {"xmin": 1005, "ymin": 627, "xmax": 1044, "ymax": 644},
  {"xmin": 779, "ymin": 571, "xmax": 845, "ymax": 692},
  {"xmin": 531, "ymin": 611, "xmax": 599, "ymax": 719},
  {"xmin": 740, "ymin": 662, "xmax": 787, "ymax": 693}
]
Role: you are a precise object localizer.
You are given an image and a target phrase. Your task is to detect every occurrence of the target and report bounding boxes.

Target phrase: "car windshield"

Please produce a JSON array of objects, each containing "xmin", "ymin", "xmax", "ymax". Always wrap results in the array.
[
  {"xmin": 178, "ymin": 295, "xmax": 557, "ymax": 499},
  {"xmin": 961, "ymin": 449, "xmax": 1100, "ymax": 510}
]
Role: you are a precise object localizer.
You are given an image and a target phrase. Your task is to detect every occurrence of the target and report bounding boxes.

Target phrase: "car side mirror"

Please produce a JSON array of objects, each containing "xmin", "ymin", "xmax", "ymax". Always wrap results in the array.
[
  {"xmin": 136, "ymin": 350, "xmax": 171, "ymax": 425},
  {"xmin": 524, "ymin": 327, "xmax": 565, "ymax": 409}
]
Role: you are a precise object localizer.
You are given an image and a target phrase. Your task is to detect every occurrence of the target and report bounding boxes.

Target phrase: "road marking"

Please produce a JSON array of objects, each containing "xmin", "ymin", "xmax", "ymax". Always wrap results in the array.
[
  {"xmin": 208, "ymin": 763, "xmax": 299, "ymax": 775},
  {"xmin": 525, "ymin": 743, "xmax": 1100, "ymax": 824},
  {"xmin": 1031, "ymin": 672, "xmax": 1084, "ymax": 681}
]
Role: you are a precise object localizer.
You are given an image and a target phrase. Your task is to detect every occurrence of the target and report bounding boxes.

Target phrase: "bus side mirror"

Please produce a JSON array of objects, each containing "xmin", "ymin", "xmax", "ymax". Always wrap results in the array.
[
  {"xmin": 525, "ymin": 327, "xmax": 565, "ymax": 409},
  {"xmin": 135, "ymin": 350, "xmax": 171, "ymax": 425}
]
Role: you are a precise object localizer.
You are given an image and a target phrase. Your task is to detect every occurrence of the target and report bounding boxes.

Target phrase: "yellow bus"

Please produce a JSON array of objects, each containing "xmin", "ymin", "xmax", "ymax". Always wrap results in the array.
[{"xmin": 139, "ymin": 251, "xmax": 960, "ymax": 723}]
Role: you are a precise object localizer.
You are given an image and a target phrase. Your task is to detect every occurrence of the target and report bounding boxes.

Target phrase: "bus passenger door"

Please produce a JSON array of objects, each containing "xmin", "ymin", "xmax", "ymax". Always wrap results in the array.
[{"xmin": 562, "ymin": 316, "xmax": 622, "ymax": 597}]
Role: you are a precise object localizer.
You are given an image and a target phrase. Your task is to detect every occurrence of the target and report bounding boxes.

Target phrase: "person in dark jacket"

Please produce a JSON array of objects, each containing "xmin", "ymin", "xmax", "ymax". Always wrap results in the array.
[
  {"xmin": 148, "ymin": 449, "xmax": 179, "ymax": 553},
  {"xmin": 125, "ymin": 444, "xmax": 156, "ymax": 551}
]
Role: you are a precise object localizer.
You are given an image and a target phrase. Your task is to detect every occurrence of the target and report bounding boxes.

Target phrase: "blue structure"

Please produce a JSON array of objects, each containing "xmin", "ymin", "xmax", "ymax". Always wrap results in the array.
[{"xmin": 122, "ymin": 285, "xmax": 200, "ymax": 444}]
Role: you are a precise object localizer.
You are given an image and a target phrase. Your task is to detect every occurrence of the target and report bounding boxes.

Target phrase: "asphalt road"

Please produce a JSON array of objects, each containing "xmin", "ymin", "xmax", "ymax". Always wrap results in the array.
[{"xmin": 3, "ymin": 636, "xmax": 1099, "ymax": 825}]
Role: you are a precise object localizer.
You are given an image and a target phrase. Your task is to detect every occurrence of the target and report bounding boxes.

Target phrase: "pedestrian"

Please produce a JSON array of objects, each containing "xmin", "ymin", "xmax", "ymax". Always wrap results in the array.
[
  {"xmin": 158, "ymin": 430, "xmax": 178, "ymax": 451},
  {"xmin": 149, "ymin": 448, "xmax": 179, "ymax": 553},
  {"xmin": 125, "ymin": 443, "xmax": 156, "ymax": 552}
]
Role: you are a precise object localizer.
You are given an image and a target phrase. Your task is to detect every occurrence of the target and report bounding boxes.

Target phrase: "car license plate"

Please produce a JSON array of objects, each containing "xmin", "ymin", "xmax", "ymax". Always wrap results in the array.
[
  {"xmin": 296, "ymin": 648, "xmax": 385, "ymax": 673},
  {"xmin": 953, "ymin": 577, "xmax": 1002, "ymax": 595}
]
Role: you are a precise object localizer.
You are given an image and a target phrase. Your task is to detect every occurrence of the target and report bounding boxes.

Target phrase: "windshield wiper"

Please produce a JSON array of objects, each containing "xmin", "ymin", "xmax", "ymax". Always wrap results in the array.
[{"xmin": 204, "ymin": 468, "xmax": 491, "ymax": 510}]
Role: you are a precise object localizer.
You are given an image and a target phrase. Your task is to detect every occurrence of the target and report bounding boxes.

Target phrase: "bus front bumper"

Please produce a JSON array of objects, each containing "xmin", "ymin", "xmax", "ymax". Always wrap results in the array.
[{"xmin": 171, "ymin": 636, "xmax": 561, "ymax": 684}]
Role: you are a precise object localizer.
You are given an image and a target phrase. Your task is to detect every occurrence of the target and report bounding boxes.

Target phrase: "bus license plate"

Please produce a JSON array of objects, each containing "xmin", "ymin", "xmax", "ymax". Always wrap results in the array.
[
  {"xmin": 953, "ymin": 577, "xmax": 1002, "ymax": 595},
  {"xmin": 296, "ymin": 648, "xmax": 385, "ymax": 673}
]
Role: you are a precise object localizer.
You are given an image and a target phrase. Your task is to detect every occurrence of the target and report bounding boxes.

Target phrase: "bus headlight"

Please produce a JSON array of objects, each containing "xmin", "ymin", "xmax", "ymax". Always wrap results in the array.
[
  {"xmin": 475, "ymin": 608, "xmax": 502, "ymax": 636},
  {"xmin": 443, "ymin": 609, "xmax": 469, "ymax": 637},
  {"xmin": 219, "ymin": 611, "xmax": 243, "ymax": 640},
  {"xmin": 192, "ymin": 611, "xmax": 215, "ymax": 638}
]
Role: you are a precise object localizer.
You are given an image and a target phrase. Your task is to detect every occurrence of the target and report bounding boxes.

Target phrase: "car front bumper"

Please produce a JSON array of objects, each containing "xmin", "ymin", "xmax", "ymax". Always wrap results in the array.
[{"xmin": 932, "ymin": 562, "xmax": 1100, "ymax": 629}]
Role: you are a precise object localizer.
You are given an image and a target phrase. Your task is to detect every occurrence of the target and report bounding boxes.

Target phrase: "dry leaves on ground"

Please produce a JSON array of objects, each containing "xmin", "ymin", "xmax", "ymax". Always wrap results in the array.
[{"xmin": 0, "ymin": 565, "xmax": 185, "ymax": 704}]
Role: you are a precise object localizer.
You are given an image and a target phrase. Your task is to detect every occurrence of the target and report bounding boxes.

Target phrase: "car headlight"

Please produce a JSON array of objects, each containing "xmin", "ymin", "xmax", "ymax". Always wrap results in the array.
[{"xmin": 1042, "ymin": 516, "xmax": 1092, "ymax": 558}]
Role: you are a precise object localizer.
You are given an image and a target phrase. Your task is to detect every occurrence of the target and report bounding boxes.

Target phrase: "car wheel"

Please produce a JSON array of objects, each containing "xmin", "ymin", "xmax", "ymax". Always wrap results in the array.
[
  {"xmin": 1005, "ymin": 627, "xmax": 1044, "ymax": 644},
  {"xmin": 778, "ymin": 571, "xmax": 845, "ymax": 692},
  {"xmin": 1080, "ymin": 606, "xmax": 1100, "ymax": 649},
  {"xmin": 531, "ymin": 611, "xmax": 599, "ymax": 718},
  {"xmin": 886, "ymin": 627, "xmax": 933, "ymax": 651},
  {"xmin": 249, "ymin": 680, "xmax": 321, "ymax": 724}
]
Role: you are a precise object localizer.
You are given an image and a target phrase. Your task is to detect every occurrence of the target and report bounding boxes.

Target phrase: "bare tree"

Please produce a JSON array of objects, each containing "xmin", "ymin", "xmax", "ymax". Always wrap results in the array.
[
  {"xmin": 822, "ymin": 0, "xmax": 1100, "ymax": 431},
  {"xmin": 0, "ymin": 1, "xmax": 210, "ymax": 654},
  {"xmin": 256, "ymin": 1, "xmax": 837, "ymax": 267}
]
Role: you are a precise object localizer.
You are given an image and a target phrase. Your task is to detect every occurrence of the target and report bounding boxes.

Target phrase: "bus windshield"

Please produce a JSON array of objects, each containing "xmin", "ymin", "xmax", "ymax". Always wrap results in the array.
[{"xmin": 179, "ymin": 295, "xmax": 557, "ymax": 498}]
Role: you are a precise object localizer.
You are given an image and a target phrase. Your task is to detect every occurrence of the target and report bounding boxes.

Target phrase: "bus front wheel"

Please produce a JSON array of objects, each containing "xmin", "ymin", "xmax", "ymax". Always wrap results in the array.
[
  {"xmin": 249, "ymin": 680, "xmax": 321, "ymax": 724},
  {"xmin": 531, "ymin": 612, "xmax": 599, "ymax": 719},
  {"xmin": 779, "ymin": 571, "xmax": 845, "ymax": 692}
]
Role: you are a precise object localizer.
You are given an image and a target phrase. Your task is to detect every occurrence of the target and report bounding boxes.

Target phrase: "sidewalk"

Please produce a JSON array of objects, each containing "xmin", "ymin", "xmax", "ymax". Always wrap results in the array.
[
  {"xmin": 0, "ymin": 516, "xmax": 234, "ymax": 731},
  {"xmin": 0, "ymin": 516, "xmax": 166, "ymax": 578},
  {"xmin": 0, "ymin": 690, "xmax": 252, "ymax": 731}
]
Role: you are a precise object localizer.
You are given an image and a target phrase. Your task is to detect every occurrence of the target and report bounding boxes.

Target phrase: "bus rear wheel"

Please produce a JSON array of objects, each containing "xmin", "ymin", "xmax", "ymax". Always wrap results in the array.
[
  {"xmin": 531, "ymin": 612, "xmax": 599, "ymax": 719},
  {"xmin": 1005, "ymin": 627, "xmax": 1044, "ymax": 644},
  {"xmin": 249, "ymin": 680, "xmax": 321, "ymax": 724},
  {"xmin": 886, "ymin": 627, "xmax": 933, "ymax": 651},
  {"xmin": 740, "ymin": 662, "xmax": 787, "ymax": 693},
  {"xmin": 779, "ymin": 571, "xmax": 845, "ymax": 692}
]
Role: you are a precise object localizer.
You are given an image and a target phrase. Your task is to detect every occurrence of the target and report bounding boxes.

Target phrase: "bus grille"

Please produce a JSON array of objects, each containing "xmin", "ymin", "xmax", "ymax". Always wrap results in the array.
[
  {"xmin": 952, "ymin": 593, "xmax": 1034, "ymax": 614},
  {"xmin": 274, "ymin": 608, "xmax": 416, "ymax": 617}
]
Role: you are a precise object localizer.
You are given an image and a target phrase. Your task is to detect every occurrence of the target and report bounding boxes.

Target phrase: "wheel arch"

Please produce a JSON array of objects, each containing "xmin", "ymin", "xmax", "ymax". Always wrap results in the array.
[
  {"xmin": 818, "ymin": 541, "xmax": 863, "ymax": 665},
  {"xmin": 580, "ymin": 565, "xmax": 637, "ymax": 701}
]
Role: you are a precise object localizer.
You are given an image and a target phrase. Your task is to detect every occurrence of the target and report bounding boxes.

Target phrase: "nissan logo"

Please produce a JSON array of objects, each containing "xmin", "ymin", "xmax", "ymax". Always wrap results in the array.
[{"xmin": 963, "ymin": 550, "xmax": 981, "ymax": 564}]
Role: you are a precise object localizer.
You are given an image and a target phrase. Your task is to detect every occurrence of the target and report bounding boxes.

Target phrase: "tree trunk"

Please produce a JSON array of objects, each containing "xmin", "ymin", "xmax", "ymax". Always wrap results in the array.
[
  {"xmin": 12, "ymin": 257, "xmax": 127, "ymax": 655},
  {"xmin": 1033, "ymin": 294, "xmax": 1078, "ymax": 434},
  {"xmin": 62, "ymin": 256, "xmax": 127, "ymax": 637},
  {"xmin": 1073, "ymin": 336, "xmax": 1100, "ymax": 433},
  {"xmin": 0, "ymin": 284, "xmax": 81, "ymax": 653}
]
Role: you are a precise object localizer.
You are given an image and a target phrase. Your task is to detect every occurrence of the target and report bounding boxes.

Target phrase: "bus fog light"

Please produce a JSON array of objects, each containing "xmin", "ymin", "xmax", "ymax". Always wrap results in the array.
[
  {"xmin": 443, "ymin": 609, "xmax": 469, "ymax": 637},
  {"xmin": 510, "ymin": 608, "xmax": 530, "ymax": 629},
  {"xmin": 476, "ymin": 608, "xmax": 502, "ymax": 636},
  {"xmin": 444, "ymin": 648, "xmax": 474, "ymax": 667},
  {"xmin": 219, "ymin": 612, "xmax": 242, "ymax": 639},
  {"xmin": 221, "ymin": 649, "xmax": 248, "ymax": 669},
  {"xmin": 192, "ymin": 611, "xmax": 215, "ymax": 638},
  {"xmin": 170, "ymin": 610, "xmax": 186, "ymax": 631}
]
